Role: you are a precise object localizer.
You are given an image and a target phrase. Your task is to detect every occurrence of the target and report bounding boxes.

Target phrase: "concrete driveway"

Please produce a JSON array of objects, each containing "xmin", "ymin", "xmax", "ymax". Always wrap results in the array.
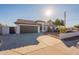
[
  {"xmin": 0, "ymin": 33, "xmax": 42, "ymax": 51},
  {"xmin": 0, "ymin": 34, "xmax": 63, "ymax": 55},
  {"xmin": 1, "ymin": 34, "xmax": 79, "ymax": 55}
]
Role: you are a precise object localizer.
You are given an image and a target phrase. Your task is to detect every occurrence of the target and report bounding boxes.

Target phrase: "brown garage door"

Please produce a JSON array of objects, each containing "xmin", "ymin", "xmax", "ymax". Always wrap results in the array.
[{"xmin": 20, "ymin": 26, "xmax": 38, "ymax": 33}]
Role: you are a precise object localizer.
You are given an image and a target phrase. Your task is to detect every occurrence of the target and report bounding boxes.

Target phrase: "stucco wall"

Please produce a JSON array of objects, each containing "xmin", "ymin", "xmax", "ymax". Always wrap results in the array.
[
  {"xmin": 2, "ymin": 26, "xmax": 9, "ymax": 34},
  {"xmin": 16, "ymin": 25, "xmax": 20, "ymax": 34},
  {"xmin": 59, "ymin": 32, "xmax": 79, "ymax": 39}
]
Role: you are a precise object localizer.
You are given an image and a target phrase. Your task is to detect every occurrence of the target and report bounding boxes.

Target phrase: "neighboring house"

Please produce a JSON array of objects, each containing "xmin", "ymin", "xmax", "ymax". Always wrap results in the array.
[
  {"xmin": 0, "ymin": 24, "xmax": 3, "ymax": 35},
  {"xmin": 2, "ymin": 25, "xmax": 16, "ymax": 35},
  {"xmin": 46, "ymin": 20, "xmax": 56, "ymax": 32},
  {"xmin": 15, "ymin": 19, "xmax": 56, "ymax": 34},
  {"xmin": 0, "ymin": 24, "xmax": 9, "ymax": 35}
]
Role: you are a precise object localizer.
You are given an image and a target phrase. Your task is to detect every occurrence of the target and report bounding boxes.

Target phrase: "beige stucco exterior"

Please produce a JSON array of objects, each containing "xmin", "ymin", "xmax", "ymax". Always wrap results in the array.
[{"xmin": 15, "ymin": 19, "xmax": 56, "ymax": 34}]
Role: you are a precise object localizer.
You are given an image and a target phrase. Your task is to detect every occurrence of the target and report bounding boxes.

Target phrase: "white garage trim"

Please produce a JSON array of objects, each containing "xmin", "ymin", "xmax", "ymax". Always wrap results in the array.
[
  {"xmin": 38, "ymin": 25, "xmax": 40, "ymax": 33},
  {"xmin": 16, "ymin": 25, "xmax": 20, "ymax": 34},
  {"xmin": 18, "ymin": 24, "xmax": 40, "ymax": 26},
  {"xmin": 42, "ymin": 23, "xmax": 45, "ymax": 32}
]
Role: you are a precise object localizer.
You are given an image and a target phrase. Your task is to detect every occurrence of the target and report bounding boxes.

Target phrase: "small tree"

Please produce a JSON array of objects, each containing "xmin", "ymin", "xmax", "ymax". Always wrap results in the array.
[
  {"xmin": 54, "ymin": 18, "xmax": 61, "ymax": 26},
  {"xmin": 60, "ymin": 19, "xmax": 65, "ymax": 26},
  {"xmin": 74, "ymin": 25, "xmax": 79, "ymax": 31},
  {"xmin": 54, "ymin": 19, "xmax": 65, "ymax": 26},
  {"xmin": 74, "ymin": 25, "xmax": 79, "ymax": 28},
  {"xmin": 54, "ymin": 18, "xmax": 66, "ymax": 33}
]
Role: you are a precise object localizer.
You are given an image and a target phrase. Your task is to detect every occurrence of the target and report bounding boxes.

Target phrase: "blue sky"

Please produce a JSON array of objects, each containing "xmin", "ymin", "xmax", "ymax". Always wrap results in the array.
[{"xmin": 0, "ymin": 4, "xmax": 79, "ymax": 27}]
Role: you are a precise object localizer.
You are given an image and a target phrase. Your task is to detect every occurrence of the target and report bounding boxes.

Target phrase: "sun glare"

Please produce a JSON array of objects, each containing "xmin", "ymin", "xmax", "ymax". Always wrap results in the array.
[{"xmin": 45, "ymin": 9, "xmax": 53, "ymax": 17}]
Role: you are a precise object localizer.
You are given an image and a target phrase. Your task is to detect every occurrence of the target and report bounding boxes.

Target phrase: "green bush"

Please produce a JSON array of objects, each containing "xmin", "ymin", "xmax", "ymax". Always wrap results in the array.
[{"xmin": 74, "ymin": 25, "xmax": 79, "ymax": 28}]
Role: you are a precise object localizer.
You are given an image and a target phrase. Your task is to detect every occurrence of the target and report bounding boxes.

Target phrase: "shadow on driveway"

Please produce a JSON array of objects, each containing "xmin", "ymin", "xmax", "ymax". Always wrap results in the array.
[
  {"xmin": 61, "ymin": 36, "xmax": 79, "ymax": 47},
  {"xmin": 0, "ymin": 33, "xmax": 42, "ymax": 51}
]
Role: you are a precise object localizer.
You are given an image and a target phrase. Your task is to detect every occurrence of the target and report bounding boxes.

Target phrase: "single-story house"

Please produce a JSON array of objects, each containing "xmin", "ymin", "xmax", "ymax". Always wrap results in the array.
[
  {"xmin": 0, "ymin": 19, "xmax": 56, "ymax": 35},
  {"xmin": 15, "ymin": 19, "xmax": 56, "ymax": 34}
]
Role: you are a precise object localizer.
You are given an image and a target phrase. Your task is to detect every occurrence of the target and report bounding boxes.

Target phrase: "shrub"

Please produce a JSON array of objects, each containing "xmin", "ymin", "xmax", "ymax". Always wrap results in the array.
[
  {"xmin": 74, "ymin": 25, "xmax": 79, "ymax": 28},
  {"xmin": 59, "ymin": 26, "xmax": 66, "ymax": 33}
]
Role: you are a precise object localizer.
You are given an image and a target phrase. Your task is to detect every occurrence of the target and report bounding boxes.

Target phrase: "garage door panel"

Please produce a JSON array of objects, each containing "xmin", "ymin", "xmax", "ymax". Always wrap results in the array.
[{"xmin": 20, "ymin": 26, "xmax": 38, "ymax": 33}]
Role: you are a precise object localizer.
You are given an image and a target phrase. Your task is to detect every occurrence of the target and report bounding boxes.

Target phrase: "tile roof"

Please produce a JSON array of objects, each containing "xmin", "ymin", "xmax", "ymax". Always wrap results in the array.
[
  {"xmin": 35, "ymin": 20, "xmax": 45, "ymax": 23},
  {"xmin": 15, "ymin": 19, "xmax": 41, "ymax": 25},
  {"xmin": 15, "ymin": 19, "xmax": 55, "ymax": 26}
]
